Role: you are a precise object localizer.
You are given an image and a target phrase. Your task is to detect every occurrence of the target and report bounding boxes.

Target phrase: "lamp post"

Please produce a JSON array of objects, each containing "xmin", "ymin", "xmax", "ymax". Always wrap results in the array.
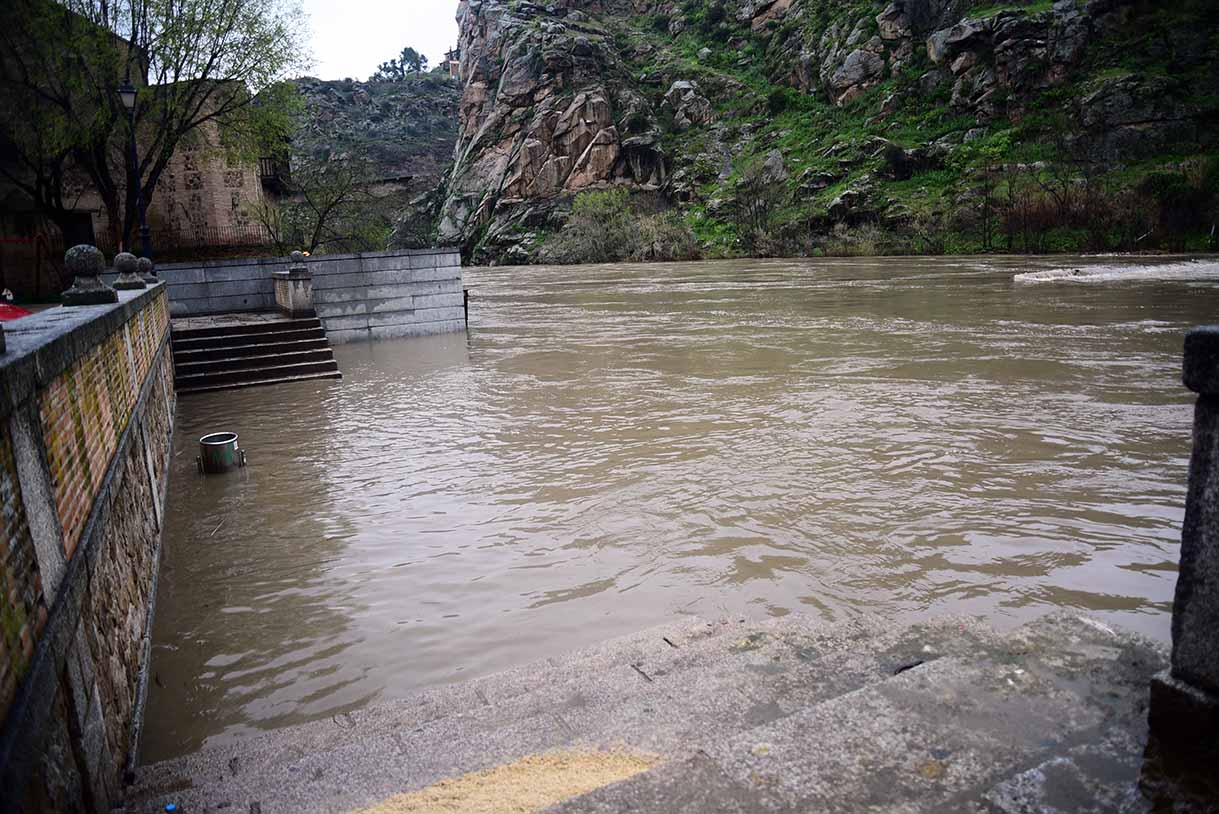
[{"xmin": 117, "ymin": 80, "xmax": 152, "ymax": 260}]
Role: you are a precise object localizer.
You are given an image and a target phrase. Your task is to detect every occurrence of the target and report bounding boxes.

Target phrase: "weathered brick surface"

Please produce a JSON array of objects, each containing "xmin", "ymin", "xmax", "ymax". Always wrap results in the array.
[
  {"xmin": 38, "ymin": 292, "xmax": 169, "ymax": 559},
  {"xmin": 0, "ymin": 424, "xmax": 46, "ymax": 728}
]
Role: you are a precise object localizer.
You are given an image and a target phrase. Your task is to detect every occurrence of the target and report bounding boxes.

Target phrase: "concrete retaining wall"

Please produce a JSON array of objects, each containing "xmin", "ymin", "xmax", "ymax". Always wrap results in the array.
[
  {"xmin": 0, "ymin": 285, "xmax": 174, "ymax": 812},
  {"xmin": 155, "ymin": 247, "xmax": 465, "ymax": 343}
]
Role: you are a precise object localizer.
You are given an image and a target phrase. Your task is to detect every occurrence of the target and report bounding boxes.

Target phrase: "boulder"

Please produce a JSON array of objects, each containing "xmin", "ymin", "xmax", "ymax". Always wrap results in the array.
[
  {"xmin": 664, "ymin": 80, "xmax": 714, "ymax": 130},
  {"xmin": 829, "ymin": 49, "xmax": 887, "ymax": 105},
  {"xmin": 927, "ymin": 17, "xmax": 991, "ymax": 64},
  {"xmin": 760, "ymin": 149, "xmax": 789, "ymax": 184},
  {"xmin": 876, "ymin": 3, "xmax": 911, "ymax": 40},
  {"xmin": 828, "ymin": 185, "xmax": 879, "ymax": 222}
]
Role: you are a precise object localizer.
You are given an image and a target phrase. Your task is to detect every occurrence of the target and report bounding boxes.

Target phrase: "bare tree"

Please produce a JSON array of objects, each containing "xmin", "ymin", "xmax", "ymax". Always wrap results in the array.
[{"xmin": 253, "ymin": 158, "xmax": 388, "ymax": 255}]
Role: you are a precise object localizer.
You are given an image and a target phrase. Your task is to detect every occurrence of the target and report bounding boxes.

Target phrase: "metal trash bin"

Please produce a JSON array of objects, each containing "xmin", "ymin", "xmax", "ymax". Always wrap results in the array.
[{"xmin": 197, "ymin": 432, "xmax": 247, "ymax": 474}]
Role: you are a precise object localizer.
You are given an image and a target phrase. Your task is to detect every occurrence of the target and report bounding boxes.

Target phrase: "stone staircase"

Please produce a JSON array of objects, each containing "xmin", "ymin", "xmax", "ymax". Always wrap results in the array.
[
  {"xmin": 171, "ymin": 317, "xmax": 341, "ymax": 394},
  {"xmin": 123, "ymin": 613, "xmax": 1215, "ymax": 813}
]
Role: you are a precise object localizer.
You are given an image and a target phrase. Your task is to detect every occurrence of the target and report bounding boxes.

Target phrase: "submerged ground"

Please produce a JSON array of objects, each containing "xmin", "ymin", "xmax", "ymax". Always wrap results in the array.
[{"xmin": 142, "ymin": 255, "xmax": 1219, "ymax": 762}]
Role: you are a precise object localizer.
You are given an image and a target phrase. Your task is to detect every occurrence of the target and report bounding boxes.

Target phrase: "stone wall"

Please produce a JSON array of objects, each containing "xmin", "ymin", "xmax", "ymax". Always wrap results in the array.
[
  {"xmin": 0, "ymin": 284, "xmax": 174, "ymax": 812},
  {"xmin": 155, "ymin": 247, "xmax": 466, "ymax": 342}
]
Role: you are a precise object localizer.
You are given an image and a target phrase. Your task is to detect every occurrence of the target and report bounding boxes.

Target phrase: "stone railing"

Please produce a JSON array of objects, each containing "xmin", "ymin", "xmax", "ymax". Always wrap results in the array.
[
  {"xmin": 1151, "ymin": 326, "xmax": 1219, "ymax": 741},
  {"xmin": 0, "ymin": 249, "xmax": 174, "ymax": 811}
]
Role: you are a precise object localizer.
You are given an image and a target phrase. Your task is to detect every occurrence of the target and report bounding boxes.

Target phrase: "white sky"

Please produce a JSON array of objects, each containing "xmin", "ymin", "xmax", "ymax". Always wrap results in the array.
[{"xmin": 300, "ymin": 0, "xmax": 459, "ymax": 81}]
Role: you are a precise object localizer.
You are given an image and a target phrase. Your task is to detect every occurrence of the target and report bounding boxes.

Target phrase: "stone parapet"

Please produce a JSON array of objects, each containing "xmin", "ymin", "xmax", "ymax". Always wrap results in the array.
[
  {"xmin": 148, "ymin": 247, "xmax": 467, "ymax": 343},
  {"xmin": 152, "ymin": 247, "xmax": 461, "ymax": 319},
  {"xmin": 0, "ymin": 278, "xmax": 174, "ymax": 811}
]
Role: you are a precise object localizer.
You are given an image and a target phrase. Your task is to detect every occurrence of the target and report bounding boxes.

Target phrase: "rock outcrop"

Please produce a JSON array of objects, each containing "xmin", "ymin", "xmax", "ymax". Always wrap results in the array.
[
  {"xmin": 434, "ymin": 0, "xmax": 1218, "ymax": 262},
  {"xmin": 437, "ymin": 0, "xmax": 669, "ymax": 257}
]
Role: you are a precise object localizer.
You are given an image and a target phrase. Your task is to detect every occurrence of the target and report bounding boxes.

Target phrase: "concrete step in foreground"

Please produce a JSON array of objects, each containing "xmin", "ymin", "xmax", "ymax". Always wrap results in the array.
[
  {"xmin": 171, "ymin": 316, "xmax": 342, "ymax": 394},
  {"xmin": 126, "ymin": 614, "xmax": 1217, "ymax": 813}
]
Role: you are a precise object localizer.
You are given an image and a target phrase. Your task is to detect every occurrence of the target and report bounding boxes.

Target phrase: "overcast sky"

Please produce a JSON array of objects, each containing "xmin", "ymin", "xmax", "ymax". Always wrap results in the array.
[{"xmin": 301, "ymin": 0, "xmax": 459, "ymax": 81}]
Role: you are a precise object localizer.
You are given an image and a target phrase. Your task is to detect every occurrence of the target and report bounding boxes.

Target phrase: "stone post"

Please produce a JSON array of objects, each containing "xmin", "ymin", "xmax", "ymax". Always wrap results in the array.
[
  {"xmin": 137, "ymin": 256, "xmax": 157, "ymax": 284},
  {"xmin": 272, "ymin": 251, "xmax": 315, "ymax": 318},
  {"xmin": 61, "ymin": 245, "xmax": 118, "ymax": 306},
  {"xmin": 1150, "ymin": 325, "xmax": 1219, "ymax": 742},
  {"xmin": 112, "ymin": 252, "xmax": 147, "ymax": 290}
]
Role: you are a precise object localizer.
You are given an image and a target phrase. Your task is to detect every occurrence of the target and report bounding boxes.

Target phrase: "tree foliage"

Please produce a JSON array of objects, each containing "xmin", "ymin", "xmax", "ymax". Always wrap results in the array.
[
  {"xmin": 543, "ymin": 188, "xmax": 701, "ymax": 264},
  {"xmin": 0, "ymin": 0, "xmax": 308, "ymax": 249},
  {"xmin": 251, "ymin": 158, "xmax": 389, "ymax": 255},
  {"xmin": 372, "ymin": 47, "xmax": 428, "ymax": 82}
]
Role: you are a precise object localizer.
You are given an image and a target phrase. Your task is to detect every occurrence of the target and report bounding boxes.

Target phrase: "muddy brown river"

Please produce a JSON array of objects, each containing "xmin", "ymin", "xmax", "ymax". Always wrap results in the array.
[{"xmin": 142, "ymin": 255, "xmax": 1219, "ymax": 761}]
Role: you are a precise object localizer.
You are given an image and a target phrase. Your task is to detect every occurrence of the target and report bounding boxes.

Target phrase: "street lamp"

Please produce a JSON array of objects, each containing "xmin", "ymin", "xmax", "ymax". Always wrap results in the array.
[{"xmin": 117, "ymin": 80, "xmax": 152, "ymax": 260}]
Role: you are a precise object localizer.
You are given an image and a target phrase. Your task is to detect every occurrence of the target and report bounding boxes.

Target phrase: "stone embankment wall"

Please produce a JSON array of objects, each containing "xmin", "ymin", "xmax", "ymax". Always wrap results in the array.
[
  {"xmin": 153, "ymin": 247, "xmax": 465, "ymax": 342},
  {"xmin": 0, "ymin": 285, "xmax": 174, "ymax": 812}
]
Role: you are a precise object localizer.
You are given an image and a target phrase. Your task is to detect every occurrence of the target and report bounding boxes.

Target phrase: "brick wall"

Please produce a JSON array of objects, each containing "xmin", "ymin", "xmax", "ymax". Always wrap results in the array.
[{"xmin": 0, "ymin": 283, "xmax": 174, "ymax": 812}]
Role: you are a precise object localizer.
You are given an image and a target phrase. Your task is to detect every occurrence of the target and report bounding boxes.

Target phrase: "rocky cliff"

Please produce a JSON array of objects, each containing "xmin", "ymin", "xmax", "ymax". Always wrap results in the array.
[{"xmin": 435, "ymin": 0, "xmax": 1219, "ymax": 262}]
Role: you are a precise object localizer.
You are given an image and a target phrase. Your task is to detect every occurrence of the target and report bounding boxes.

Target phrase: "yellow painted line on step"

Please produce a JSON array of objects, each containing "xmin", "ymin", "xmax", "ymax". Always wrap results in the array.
[{"xmin": 355, "ymin": 750, "xmax": 659, "ymax": 814}]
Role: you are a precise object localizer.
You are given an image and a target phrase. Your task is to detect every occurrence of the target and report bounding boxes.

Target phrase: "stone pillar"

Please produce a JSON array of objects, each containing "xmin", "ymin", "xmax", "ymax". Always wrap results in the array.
[
  {"xmin": 61, "ymin": 245, "xmax": 117, "ymax": 306},
  {"xmin": 1150, "ymin": 325, "xmax": 1219, "ymax": 742},
  {"xmin": 273, "ymin": 251, "xmax": 315, "ymax": 318},
  {"xmin": 137, "ymin": 256, "xmax": 157, "ymax": 284},
  {"xmin": 112, "ymin": 252, "xmax": 147, "ymax": 290}
]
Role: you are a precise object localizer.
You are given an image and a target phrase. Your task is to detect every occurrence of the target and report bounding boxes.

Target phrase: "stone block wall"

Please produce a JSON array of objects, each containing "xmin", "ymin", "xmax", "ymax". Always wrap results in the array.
[
  {"xmin": 310, "ymin": 249, "xmax": 465, "ymax": 343},
  {"xmin": 155, "ymin": 247, "xmax": 466, "ymax": 343},
  {"xmin": 0, "ymin": 284, "xmax": 174, "ymax": 813}
]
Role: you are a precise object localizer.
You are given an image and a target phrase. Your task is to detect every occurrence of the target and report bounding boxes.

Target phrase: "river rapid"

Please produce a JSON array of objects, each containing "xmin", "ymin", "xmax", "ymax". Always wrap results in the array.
[{"xmin": 142, "ymin": 255, "xmax": 1219, "ymax": 760}]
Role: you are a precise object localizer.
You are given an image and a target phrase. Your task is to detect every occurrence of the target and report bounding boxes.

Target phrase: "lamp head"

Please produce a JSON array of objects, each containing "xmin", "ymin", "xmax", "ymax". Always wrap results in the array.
[{"xmin": 117, "ymin": 81, "xmax": 137, "ymax": 111}]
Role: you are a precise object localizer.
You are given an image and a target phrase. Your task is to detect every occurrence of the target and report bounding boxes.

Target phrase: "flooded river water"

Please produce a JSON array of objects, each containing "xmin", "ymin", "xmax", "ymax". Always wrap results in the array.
[{"xmin": 143, "ymin": 255, "xmax": 1219, "ymax": 761}]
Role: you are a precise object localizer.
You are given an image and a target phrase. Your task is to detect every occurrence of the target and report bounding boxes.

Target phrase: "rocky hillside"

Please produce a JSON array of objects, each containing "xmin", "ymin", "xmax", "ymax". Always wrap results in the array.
[
  {"xmin": 293, "ymin": 75, "xmax": 460, "ymax": 192},
  {"xmin": 434, "ymin": 0, "xmax": 1219, "ymax": 263}
]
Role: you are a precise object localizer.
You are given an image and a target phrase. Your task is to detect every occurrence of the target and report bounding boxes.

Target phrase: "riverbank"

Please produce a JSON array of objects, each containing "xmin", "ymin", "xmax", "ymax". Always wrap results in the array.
[{"xmin": 126, "ymin": 613, "xmax": 1218, "ymax": 812}]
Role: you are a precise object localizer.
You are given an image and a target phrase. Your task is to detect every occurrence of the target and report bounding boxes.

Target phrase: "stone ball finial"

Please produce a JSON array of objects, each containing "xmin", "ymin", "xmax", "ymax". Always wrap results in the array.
[
  {"xmin": 290, "ymin": 250, "xmax": 305, "ymax": 264},
  {"xmin": 62, "ymin": 244, "xmax": 118, "ymax": 305},
  {"xmin": 114, "ymin": 252, "xmax": 138, "ymax": 273},
  {"xmin": 65, "ymin": 244, "xmax": 105, "ymax": 278},
  {"xmin": 137, "ymin": 256, "xmax": 157, "ymax": 283},
  {"xmin": 113, "ymin": 250, "xmax": 147, "ymax": 290}
]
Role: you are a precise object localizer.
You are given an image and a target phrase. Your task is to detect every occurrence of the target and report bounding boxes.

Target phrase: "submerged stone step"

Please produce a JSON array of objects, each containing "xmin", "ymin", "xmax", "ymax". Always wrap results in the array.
[
  {"xmin": 689, "ymin": 614, "xmax": 1166, "ymax": 813},
  {"xmin": 175, "ymin": 370, "xmax": 343, "ymax": 394},
  {"xmin": 126, "ymin": 616, "xmax": 1016, "ymax": 812},
  {"xmin": 174, "ymin": 348, "xmax": 335, "ymax": 376},
  {"xmin": 173, "ymin": 336, "xmax": 330, "ymax": 362},
  {"xmin": 176, "ymin": 359, "xmax": 339, "ymax": 388}
]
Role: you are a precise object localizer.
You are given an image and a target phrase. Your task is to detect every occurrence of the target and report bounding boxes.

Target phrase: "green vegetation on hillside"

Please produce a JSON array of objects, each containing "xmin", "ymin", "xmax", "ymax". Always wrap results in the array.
[{"xmin": 476, "ymin": 0, "xmax": 1219, "ymax": 263}]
